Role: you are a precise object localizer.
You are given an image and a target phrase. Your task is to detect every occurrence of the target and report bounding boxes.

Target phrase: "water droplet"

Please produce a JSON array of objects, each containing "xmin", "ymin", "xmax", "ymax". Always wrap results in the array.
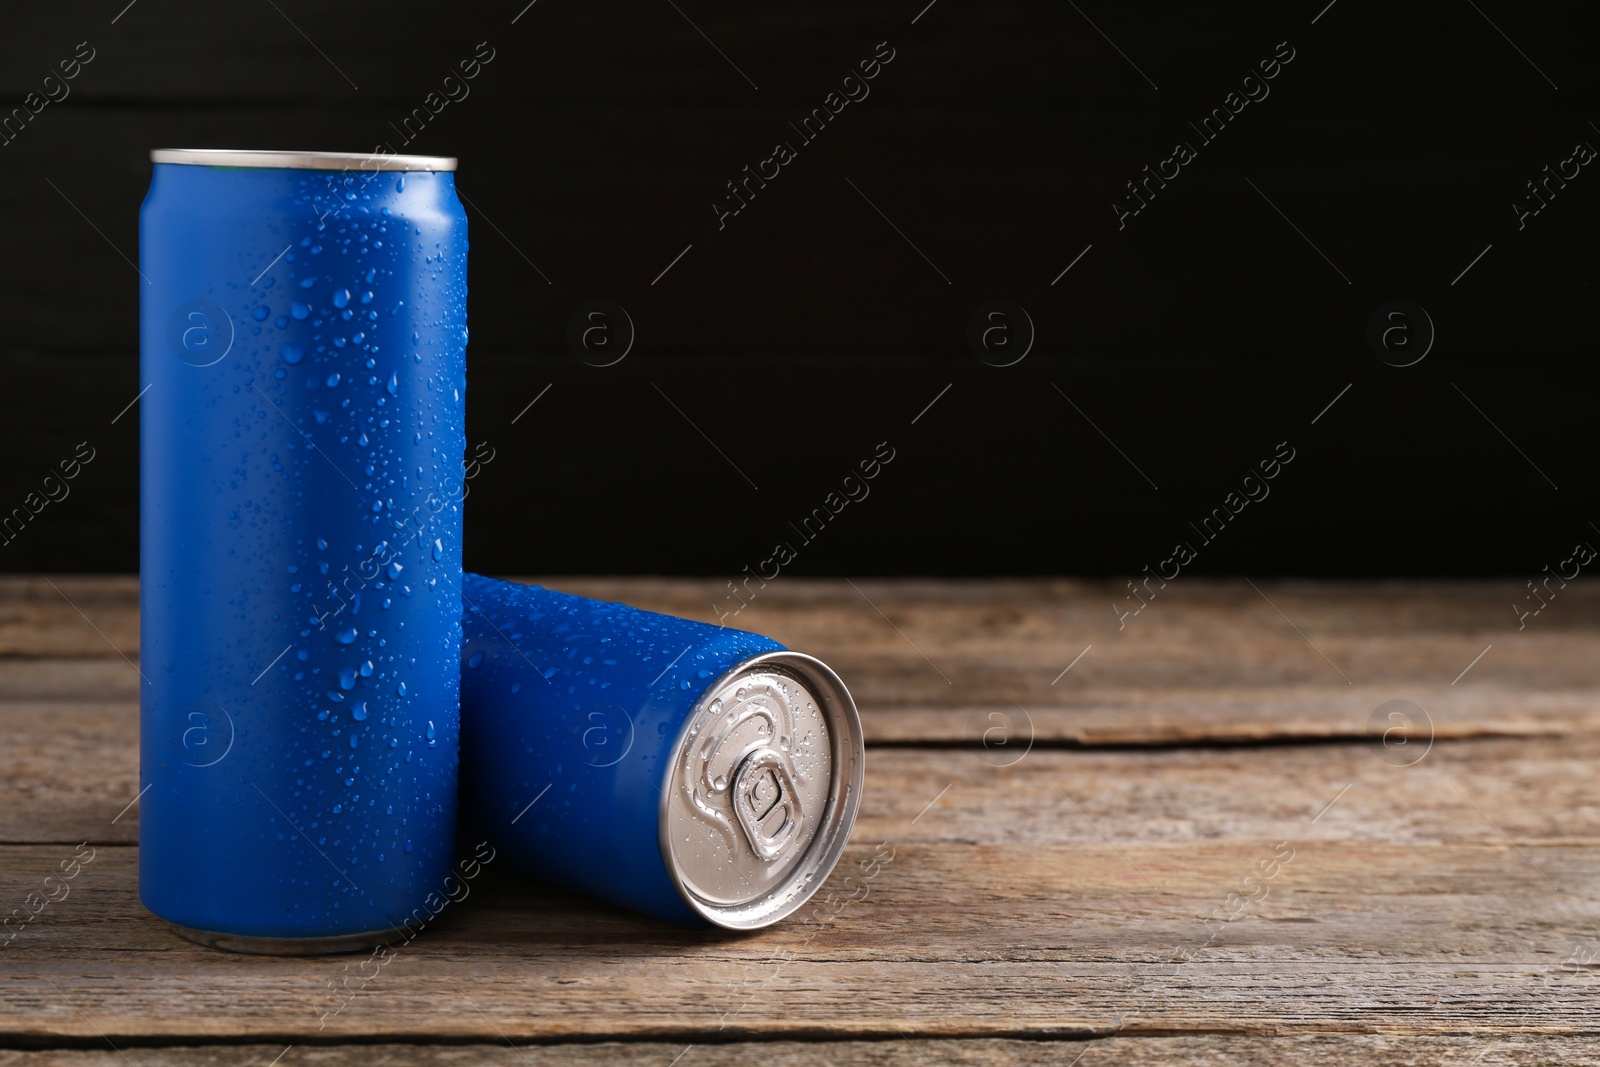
[
  {"xmin": 359, "ymin": 660, "xmax": 374, "ymax": 677},
  {"xmin": 336, "ymin": 627, "xmax": 357, "ymax": 645},
  {"xmin": 280, "ymin": 343, "xmax": 304, "ymax": 364},
  {"xmin": 386, "ymin": 372, "xmax": 398, "ymax": 396},
  {"xmin": 338, "ymin": 667, "xmax": 357, "ymax": 690},
  {"xmin": 352, "ymin": 701, "xmax": 369, "ymax": 721},
  {"xmin": 397, "ymin": 681, "xmax": 407, "ymax": 697},
  {"xmin": 387, "ymin": 560, "xmax": 404, "ymax": 579},
  {"xmin": 404, "ymin": 838, "xmax": 414, "ymax": 853},
  {"xmin": 431, "ymin": 538, "xmax": 444, "ymax": 561},
  {"xmin": 467, "ymin": 650, "xmax": 485, "ymax": 669},
  {"xmin": 425, "ymin": 721, "xmax": 437, "ymax": 747},
  {"xmin": 291, "ymin": 302, "xmax": 310, "ymax": 320},
  {"xmin": 252, "ymin": 305, "xmax": 270, "ymax": 321},
  {"xmin": 713, "ymin": 774, "xmax": 728, "ymax": 790},
  {"xmin": 333, "ymin": 288, "xmax": 351, "ymax": 308}
]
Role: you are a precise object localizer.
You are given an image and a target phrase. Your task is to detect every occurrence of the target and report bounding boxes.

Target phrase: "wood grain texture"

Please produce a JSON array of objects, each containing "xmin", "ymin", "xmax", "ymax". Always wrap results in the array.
[
  {"xmin": 2, "ymin": 577, "xmax": 1596, "ymax": 1061},
  {"xmin": 7, "ymin": 575, "xmax": 1598, "ymax": 724},
  {"xmin": 5, "ymin": 577, "xmax": 1600, "ymax": 846},
  {"xmin": 3, "ymin": 837, "xmax": 1599, "ymax": 1041},
  {"xmin": 7, "ymin": 713, "xmax": 1600, "ymax": 845},
  {"xmin": 6, "ymin": 741, "xmax": 1600, "ymax": 1038},
  {"xmin": 5, "ymin": 1037, "xmax": 1600, "ymax": 1067},
  {"xmin": 10, "ymin": 574, "xmax": 1599, "ymax": 677}
]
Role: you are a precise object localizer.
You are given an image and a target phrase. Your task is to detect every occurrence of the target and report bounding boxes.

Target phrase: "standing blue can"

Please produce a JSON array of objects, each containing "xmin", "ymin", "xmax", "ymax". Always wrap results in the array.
[
  {"xmin": 139, "ymin": 149, "xmax": 468, "ymax": 954},
  {"xmin": 458, "ymin": 574, "xmax": 865, "ymax": 929}
]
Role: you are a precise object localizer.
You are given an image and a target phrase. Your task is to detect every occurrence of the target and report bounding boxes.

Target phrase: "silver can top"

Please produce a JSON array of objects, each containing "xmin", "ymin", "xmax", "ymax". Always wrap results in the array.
[
  {"xmin": 660, "ymin": 650, "xmax": 865, "ymax": 930},
  {"xmin": 150, "ymin": 149, "xmax": 456, "ymax": 172}
]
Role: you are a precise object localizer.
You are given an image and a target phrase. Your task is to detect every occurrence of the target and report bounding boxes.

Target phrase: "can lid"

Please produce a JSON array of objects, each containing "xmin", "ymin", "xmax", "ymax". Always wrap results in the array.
[
  {"xmin": 660, "ymin": 650, "xmax": 865, "ymax": 930},
  {"xmin": 150, "ymin": 149, "xmax": 456, "ymax": 172}
]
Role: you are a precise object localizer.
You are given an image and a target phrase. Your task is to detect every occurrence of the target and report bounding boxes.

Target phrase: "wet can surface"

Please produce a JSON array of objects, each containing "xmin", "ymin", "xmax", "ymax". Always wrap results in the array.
[
  {"xmin": 458, "ymin": 574, "xmax": 866, "ymax": 929},
  {"xmin": 139, "ymin": 149, "xmax": 468, "ymax": 954}
]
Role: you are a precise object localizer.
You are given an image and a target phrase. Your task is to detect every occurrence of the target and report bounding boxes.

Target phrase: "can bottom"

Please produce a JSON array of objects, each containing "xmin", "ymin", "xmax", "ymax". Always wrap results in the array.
[{"xmin": 166, "ymin": 922, "xmax": 395, "ymax": 956}]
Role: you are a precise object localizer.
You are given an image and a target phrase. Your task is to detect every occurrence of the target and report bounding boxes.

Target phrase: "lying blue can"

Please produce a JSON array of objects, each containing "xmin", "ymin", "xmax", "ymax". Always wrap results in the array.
[
  {"xmin": 139, "ymin": 149, "xmax": 468, "ymax": 954},
  {"xmin": 458, "ymin": 574, "xmax": 865, "ymax": 929}
]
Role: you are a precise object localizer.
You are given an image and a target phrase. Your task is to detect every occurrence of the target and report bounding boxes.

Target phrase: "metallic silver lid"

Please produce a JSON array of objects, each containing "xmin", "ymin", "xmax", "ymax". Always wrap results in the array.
[
  {"xmin": 150, "ymin": 149, "xmax": 456, "ymax": 172},
  {"xmin": 660, "ymin": 650, "xmax": 865, "ymax": 930}
]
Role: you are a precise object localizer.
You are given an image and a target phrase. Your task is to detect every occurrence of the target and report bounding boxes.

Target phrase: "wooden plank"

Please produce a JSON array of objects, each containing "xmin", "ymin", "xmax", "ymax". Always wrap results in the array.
[
  {"xmin": 2, "ymin": 577, "xmax": 1596, "ymax": 1046},
  {"xmin": 7, "ymin": 577, "xmax": 1600, "ymax": 843},
  {"xmin": 3, "ymin": 836, "xmax": 1598, "ymax": 1040},
  {"xmin": 864, "ymin": 689, "xmax": 1595, "ymax": 746},
  {"xmin": 7, "ymin": 578, "xmax": 1599, "ymax": 736},
  {"xmin": 858, "ymin": 736, "xmax": 1600, "ymax": 845},
  {"xmin": 5, "ymin": 740, "xmax": 1600, "ymax": 1036},
  {"xmin": 9, "ymin": 717, "xmax": 1600, "ymax": 846},
  {"xmin": 7, "ymin": 576, "xmax": 1597, "ymax": 678},
  {"xmin": 0, "ymin": 577, "xmax": 137, "ymax": 658},
  {"xmin": 0, "ymin": 702, "xmax": 140, "ymax": 845},
  {"xmin": 3, "ymin": 1036, "xmax": 1600, "ymax": 1066},
  {"xmin": 0, "ymin": 663, "xmax": 137, "ymax": 703}
]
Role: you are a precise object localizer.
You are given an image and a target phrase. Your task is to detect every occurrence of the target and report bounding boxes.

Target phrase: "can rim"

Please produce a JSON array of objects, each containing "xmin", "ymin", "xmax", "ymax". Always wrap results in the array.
[
  {"xmin": 150, "ymin": 149, "xmax": 457, "ymax": 172},
  {"xmin": 658, "ymin": 649, "xmax": 866, "ymax": 931}
]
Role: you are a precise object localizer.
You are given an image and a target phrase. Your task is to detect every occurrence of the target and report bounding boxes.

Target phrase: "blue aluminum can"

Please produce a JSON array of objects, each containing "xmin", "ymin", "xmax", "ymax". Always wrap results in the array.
[
  {"xmin": 458, "ymin": 574, "xmax": 865, "ymax": 929},
  {"xmin": 139, "ymin": 149, "xmax": 468, "ymax": 954}
]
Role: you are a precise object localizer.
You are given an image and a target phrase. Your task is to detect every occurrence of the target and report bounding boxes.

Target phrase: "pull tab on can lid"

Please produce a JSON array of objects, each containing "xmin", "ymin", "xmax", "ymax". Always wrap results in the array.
[{"xmin": 661, "ymin": 650, "xmax": 865, "ymax": 930}]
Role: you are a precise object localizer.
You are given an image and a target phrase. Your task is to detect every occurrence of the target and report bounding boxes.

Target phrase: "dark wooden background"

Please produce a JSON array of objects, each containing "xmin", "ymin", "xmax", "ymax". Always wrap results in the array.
[{"xmin": 1, "ymin": 0, "xmax": 1594, "ymax": 576}]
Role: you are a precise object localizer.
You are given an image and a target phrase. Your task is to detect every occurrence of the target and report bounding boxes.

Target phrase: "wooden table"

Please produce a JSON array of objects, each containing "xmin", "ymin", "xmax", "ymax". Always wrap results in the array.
[{"xmin": 4, "ymin": 576, "xmax": 1599, "ymax": 1065}]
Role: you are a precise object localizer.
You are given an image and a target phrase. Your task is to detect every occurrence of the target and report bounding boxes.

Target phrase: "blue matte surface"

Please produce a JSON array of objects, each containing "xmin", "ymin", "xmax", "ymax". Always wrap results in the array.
[
  {"xmin": 139, "ymin": 161, "xmax": 467, "ymax": 939},
  {"xmin": 458, "ymin": 574, "xmax": 784, "ymax": 924}
]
